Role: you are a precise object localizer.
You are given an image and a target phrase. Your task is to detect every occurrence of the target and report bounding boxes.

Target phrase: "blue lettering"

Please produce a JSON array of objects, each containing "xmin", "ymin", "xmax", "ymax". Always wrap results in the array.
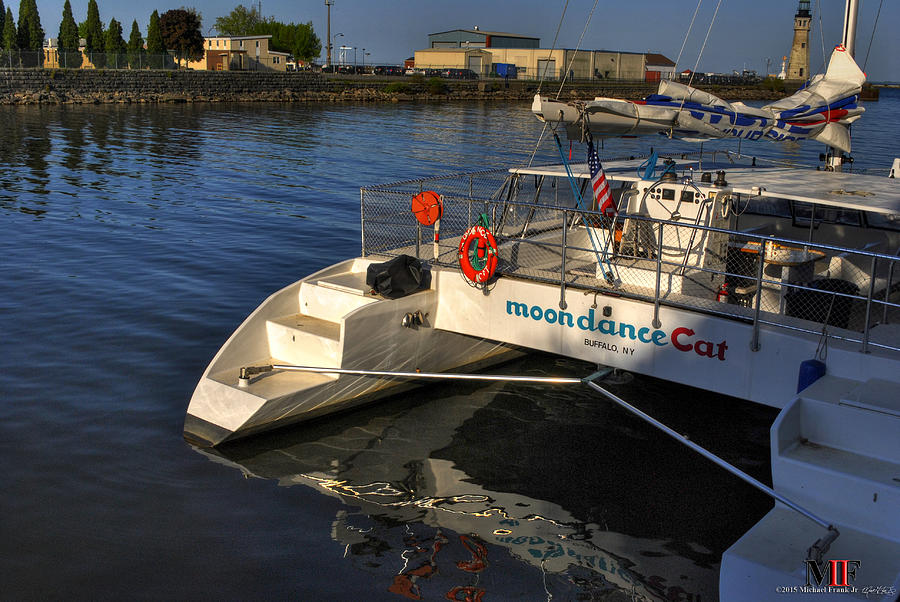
[
  {"xmin": 577, "ymin": 308, "xmax": 596, "ymax": 331},
  {"xmin": 507, "ymin": 301, "xmax": 529, "ymax": 317},
  {"xmin": 506, "ymin": 299, "xmax": 680, "ymax": 350},
  {"xmin": 599, "ymin": 319, "xmax": 616, "ymax": 335}
]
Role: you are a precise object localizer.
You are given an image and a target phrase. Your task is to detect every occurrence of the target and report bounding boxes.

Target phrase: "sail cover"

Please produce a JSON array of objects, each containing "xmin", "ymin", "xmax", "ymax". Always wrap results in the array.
[{"xmin": 533, "ymin": 46, "xmax": 866, "ymax": 152}]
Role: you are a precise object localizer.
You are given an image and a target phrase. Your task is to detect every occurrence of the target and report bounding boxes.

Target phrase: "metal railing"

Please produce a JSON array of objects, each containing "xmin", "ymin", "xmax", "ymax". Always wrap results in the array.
[
  {"xmin": 3, "ymin": 50, "xmax": 180, "ymax": 70},
  {"xmin": 362, "ymin": 169, "xmax": 900, "ymax": 354},
  {"xmin": 3, "ymin": 50, "xmax": 289, "ymax": 71}
]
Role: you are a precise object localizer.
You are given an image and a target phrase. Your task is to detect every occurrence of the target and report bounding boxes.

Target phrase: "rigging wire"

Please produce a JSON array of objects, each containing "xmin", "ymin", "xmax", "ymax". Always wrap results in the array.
[
  {"xmin": 673, "ymin": 0, "xmax": 703, "ymax": 74},
  {"xmin": 526, "ymin": 122, "xmax": 551, "ymax": 168},
  {"xmin": 555, "ymin": 0, "xmax": 601, "ymax": 99},
  {"xmin": 537, "ymin": 0, "xmax": 570, "ymax": 95},
  {"xmin": 816, "ymin": 0, "xmax": 827, "ymax": 76},
  {"xmin": 674, "ymin": 0, "xmax": 724, "ymax": 129},
  {"xmin": 685, "ymin": 0, "xmax": 724, "ymax": 90},
  {"xmin": 862, "ymin": 0, "xmax": 884, "ymax": 71}
]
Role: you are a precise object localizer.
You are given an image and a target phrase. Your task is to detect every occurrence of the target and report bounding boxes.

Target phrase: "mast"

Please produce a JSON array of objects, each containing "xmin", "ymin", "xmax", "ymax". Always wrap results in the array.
[
  {"xmin": 841, "ymin": 0, "xmax": 859, "ymax": 58},
  {"xmin": 826, "ymin": 0, "xmax": 860, "ymax": 172}
]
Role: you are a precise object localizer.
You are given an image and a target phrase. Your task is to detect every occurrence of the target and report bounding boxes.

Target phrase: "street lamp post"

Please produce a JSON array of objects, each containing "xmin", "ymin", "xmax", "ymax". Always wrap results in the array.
[
  {"xmin": 331, "ymin": 33, "xmax": 344, "ymax": 68},
  {"xmin": 325, "ymin": 0, "xmax": 333, "ymax": 67}
]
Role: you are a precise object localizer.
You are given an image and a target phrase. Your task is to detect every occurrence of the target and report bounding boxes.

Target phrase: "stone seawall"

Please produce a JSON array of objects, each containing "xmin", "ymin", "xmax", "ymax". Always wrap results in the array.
[{"xmin": 0, "ymin": 69, "xmax": 782, "ymax": 104}]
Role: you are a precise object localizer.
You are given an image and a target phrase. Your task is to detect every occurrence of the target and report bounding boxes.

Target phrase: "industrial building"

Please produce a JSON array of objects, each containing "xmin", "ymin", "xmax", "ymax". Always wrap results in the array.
[
  {"xmin": 427, "ymin": 28, "xmax": 540, "ymax": 50},
  {"xmin": 414, "ymin": 28, "xmax": 663, "ymax": 81}
]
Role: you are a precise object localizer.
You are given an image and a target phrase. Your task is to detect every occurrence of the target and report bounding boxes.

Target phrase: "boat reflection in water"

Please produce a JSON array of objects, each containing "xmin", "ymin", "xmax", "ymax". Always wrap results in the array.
[{"xmin": 198, "ymin": 354, "xmax": 776, "ymax": 600}]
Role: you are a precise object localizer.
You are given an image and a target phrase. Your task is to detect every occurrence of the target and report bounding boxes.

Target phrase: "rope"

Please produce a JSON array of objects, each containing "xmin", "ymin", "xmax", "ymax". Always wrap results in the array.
[
  {"xmin": 673, "ymin": 0, "xmax": 703, "ymax": 74},
  {"xmin": 555, "ymin": 0, "xmax": 601, "ymax": 100},
  {"xmin": 537, "ymin": 0, "xmax": 570, "ymax": 95},
  {"xmin": 863, "ymin": 0, "xmax": 884, "ymax": 71}
]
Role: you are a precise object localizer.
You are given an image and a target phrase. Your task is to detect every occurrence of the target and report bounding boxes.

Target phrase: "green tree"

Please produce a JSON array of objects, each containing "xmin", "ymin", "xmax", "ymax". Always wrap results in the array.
[
  {"xmin": 1, "ymin": 6, "xmax": 14, "ymax": 51},
  {"xmin": 82, "ymin": 0, "xmax": 103, "ymax": 52},
  {"xmin": 105, "ymin": 17, "xmax": 125, "ymax": 67},
  {"xmin": 159, "ymin": 8, "xmax": 203, "ymax": 67},
  {"xmin": 285, "ymin": 21, "xmax": 320, "ymax": 63},
  {"xmin": 58, "ymin": 0, "xmax": 78, "ymax": 50},
  {"xmin": 58, "ymin": 0, "xmax": 81, "ymax": 68},
  {"xmin": 0, "ymin": 1, "xmax": 5, "ymax": 43},
  {"xmin": 145, "ymin": 10, "xmax": 164, "ymax": 68},
  {"xmin": 250, "ymin": 21, "xmax": 320, "ymax": 63},
  {"xmin": 16, "ymin": 0, "xmax": 42, "ymax": 50},
  {"xmin": 127, "ymin": 19, "xmax": 143, "ymax": 67},
  {"xmin": 213, "ymin": 4, "xmax": 264, "ymax": 35}
]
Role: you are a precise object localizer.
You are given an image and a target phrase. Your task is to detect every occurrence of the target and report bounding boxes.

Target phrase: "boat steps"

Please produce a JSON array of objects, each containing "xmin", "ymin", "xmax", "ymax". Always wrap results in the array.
[
  {"xmin": 300, "ymin": 271, "xmax": 379, "ymax": 323},
  {"xmin": 267, "ymin": 313, "xmax": 342, "ymax": 366},
  {"xmin": 773, "ymin": 376, "xmax": 900, "ymax": 539},
  {"xmin": 721, "ymin": 505, "xmax": 900, "ymax": 601},
  {"xmin": 722, "ymin": 376, "xmax": 900, "ymax": 599}
]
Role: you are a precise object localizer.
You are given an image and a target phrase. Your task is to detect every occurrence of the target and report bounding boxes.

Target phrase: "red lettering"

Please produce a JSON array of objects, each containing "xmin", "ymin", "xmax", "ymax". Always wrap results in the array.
[
  {"xmin": 829, "ymin": 560, "xmax": 860, "ymax": 586},
  {"xmin": 716, "ymin": 341, "xmax": 728, "ymax": 361},
  {"xmin": 671, "ymin": 327, "xmax": 694, "ymax": 352},
  {"xmin": 694, "ymin": 340, "xmax": 715, "ymax": 358}
]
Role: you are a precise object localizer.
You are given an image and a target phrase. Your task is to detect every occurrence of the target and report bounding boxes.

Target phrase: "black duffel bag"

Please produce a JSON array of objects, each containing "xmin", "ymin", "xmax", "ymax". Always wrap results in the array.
[{"xmin": 365, "ymin": 255, "xmax": 431, "ymax": 299}]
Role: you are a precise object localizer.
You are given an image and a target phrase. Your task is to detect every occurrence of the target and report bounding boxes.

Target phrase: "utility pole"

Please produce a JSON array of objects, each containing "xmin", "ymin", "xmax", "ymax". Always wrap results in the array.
[{"xmin": 325, "ymin": 0, "xmax": 333, "ymax": 67}]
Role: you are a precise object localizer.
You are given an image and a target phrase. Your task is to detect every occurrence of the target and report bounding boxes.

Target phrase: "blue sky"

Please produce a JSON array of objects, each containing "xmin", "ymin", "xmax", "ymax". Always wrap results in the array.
[{"xmin": 28, "ymin": 0, "xmax": 898, "ymax": 81}]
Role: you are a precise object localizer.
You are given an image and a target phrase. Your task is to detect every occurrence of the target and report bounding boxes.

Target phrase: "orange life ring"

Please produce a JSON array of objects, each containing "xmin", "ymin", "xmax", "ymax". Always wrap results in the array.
[
  {"xmin": 458, "ymin": 225, "xmax": 498, "ymax": 284},
  {"xmin": 411, "ymin": 190, "xmax": 443, "ymax": 226}
]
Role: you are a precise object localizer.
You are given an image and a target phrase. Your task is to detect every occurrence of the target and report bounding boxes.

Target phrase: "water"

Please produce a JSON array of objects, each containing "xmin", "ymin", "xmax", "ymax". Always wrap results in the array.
[{"xmin": 1, "ymin": 91, "xmax": 897, "ymax": 600}]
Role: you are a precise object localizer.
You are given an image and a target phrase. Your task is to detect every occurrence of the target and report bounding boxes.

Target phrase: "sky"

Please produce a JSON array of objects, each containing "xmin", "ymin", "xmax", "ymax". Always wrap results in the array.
[{"xmin": 26, "ymin": 0, "xmax": 899, "ymax": 81}]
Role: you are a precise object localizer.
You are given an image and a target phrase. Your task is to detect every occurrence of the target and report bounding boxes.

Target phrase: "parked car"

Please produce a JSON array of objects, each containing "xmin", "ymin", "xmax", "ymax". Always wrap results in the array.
[
  {"xmin": 443, "ymin": 68, "xmax": 478, "ymax": 80},
  {"xmin": 373, "ymin": 65, "xmax": 403, "ymax": 76}
]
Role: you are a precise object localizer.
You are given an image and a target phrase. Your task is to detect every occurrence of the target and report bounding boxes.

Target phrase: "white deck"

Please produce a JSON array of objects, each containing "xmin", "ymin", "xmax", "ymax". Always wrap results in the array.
[{"xmin": 513, "ymin": 158, "xmax": 900, "ymax": 215}]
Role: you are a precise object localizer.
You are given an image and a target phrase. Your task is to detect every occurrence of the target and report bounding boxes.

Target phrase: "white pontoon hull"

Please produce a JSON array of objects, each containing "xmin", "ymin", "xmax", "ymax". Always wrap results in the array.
[{"xmin": 184, "ymin": 258, "xmax": 520, "ymax": 446}]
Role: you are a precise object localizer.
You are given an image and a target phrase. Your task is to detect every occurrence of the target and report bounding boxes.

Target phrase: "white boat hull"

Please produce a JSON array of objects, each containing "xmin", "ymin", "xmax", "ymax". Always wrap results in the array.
[{"xmin": 184, "ymin": 258, "xmax": 520, "ymax": 446}]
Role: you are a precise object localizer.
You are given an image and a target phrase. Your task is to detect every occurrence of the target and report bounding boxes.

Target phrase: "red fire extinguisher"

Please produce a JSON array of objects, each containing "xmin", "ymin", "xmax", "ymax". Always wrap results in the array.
[{"xmin": 716, "ymin": 283, "xmax": 730, "ymax": 303}]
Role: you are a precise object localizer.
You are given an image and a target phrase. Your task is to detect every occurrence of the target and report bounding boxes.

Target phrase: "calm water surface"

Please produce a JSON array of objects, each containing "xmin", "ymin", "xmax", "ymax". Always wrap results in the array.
[{"xmin": 2, "ymin": 91, "xmax": 897, "ymax": 600}]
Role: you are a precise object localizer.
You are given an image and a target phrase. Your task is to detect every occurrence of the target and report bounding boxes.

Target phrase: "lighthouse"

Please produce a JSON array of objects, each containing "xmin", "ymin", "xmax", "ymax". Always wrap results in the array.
[{"xmin": 787, "ymin": 0, "xmax": 811, "ymax": 80}]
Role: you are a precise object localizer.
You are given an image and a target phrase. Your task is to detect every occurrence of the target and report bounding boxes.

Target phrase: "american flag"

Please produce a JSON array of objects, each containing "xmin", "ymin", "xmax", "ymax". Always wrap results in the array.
[{"xmin": 588, "ymin": 140, "xmax": 616, "ymax": 217}]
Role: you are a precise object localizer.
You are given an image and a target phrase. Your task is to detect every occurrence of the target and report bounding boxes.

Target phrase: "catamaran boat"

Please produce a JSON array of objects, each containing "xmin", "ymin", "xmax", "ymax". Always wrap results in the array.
[{"xmin": 186, "ymin": 2, "xmax": 898, "ymax": 598}]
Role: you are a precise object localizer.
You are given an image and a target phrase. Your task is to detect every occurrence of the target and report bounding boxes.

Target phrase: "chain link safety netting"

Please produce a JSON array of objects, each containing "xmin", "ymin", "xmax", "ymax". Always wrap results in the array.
[{"xmin": 361, "ymin": 169, "xmax": 900, "ymax": 353}]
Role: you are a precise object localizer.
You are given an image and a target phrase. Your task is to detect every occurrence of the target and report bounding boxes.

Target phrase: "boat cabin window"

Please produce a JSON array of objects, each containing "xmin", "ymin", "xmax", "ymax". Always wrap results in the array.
[
  {"xmin": 865, "ymin": 212, "xmax": 900, "ymax": 232},
  {"xmin": 743, "ymin": 196, "xmax": 792, "ymax": 218},
  {"xmin": 792, "ymin": 201, "xmax": 862, "ymax": 228}
]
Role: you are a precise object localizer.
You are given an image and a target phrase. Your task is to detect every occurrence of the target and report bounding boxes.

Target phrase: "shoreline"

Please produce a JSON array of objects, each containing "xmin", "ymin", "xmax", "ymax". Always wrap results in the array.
[{"xmin": 0, "ymin": 69, "xmax": 793, "ymax": 105}]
